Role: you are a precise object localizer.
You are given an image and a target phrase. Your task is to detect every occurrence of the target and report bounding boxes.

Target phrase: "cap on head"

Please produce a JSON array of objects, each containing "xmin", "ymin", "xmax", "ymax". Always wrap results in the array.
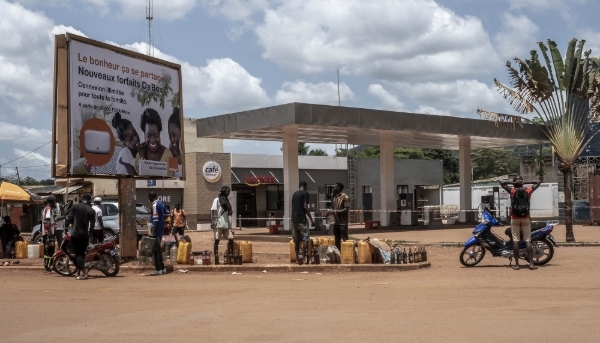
[
  {"xmin": 93, "ymin": 197, "xmax": 102, "ymax": 204},
  {"xmin": 148, "ymin": 191, "xmax": 157, "ymax": 201},
  {"xmin": 299, "ymin": 181, "xmax": 307, "ymax": 188},
  {"xmin": 81, "ymin": 194, "xmax": 92, "ymax": 204},
  {"xmin": 513, "ymin": 175, "xmax": 523, "ymax": 182},
  {"xmin": 335, "ymin": 182, "xmax": 344, "ymax": 191}
]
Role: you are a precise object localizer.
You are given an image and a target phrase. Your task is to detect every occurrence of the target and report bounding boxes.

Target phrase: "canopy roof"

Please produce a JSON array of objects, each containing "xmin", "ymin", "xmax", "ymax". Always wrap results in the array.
[
  {"xmin": 0, "ymin": 181, "xmax": 44, "ymax": 204},
  {"xmin": 196, "ymin": 103, "xmax": 548, "ymax": 150}
]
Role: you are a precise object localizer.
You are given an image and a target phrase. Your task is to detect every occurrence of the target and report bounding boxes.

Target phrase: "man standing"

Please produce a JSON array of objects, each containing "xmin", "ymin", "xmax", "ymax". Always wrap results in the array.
[
  {"xmin": 212, "ymin": 186, "xmax": 233, "ymax": 265},
  {"xmin": 171, "ymin": 203, "xmax": 186, "ymax": 242},
  {"xmin": 66, "ymin": 194, "xmax": 96, "ymax": 280},
  {"xmin": 0, "ymin": 216, "xmax": 20, "ymax": 258},
  {"xmin": 328, "ymin": 182, "xmax": 350, "ymax": 250},
  {"xmin": 149, "ymin": 191, "xmax": 169, "ymax": 275},
  {"xmin": 291, "ymin": 181, "xmax": 315, "ymax": 264},
  {"xmin": 499, "ymin": 175, "xmax": 542, "ymax": 270},
  {"xmin": 91, "ymin": 197, "xmax": 105, "ymax": 244},
  {"xmin": 42, "ymin": 195, "xmax": 58, "ymax": 273}
]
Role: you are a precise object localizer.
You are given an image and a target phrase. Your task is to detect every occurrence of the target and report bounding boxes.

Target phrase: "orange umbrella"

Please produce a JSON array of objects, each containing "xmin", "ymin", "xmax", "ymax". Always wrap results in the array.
[{"xmin": 0, "ymin": 181, "xmax": 44, "ymax": 204}]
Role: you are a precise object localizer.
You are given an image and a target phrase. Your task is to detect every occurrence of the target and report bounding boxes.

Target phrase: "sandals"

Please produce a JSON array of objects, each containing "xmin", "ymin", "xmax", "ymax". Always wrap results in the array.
[
  {"xmin": 529, "ymin": 265, "xmax": 538, "ymax": 270},
  {"xmin": 512, "ymin": 265, "xmax": 520, "ymax": 270}
]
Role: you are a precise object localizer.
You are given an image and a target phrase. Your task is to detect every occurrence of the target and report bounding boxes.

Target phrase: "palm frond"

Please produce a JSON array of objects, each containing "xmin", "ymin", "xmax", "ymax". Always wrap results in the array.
[
  {"xmin": 477, "ymin": 108, "xmax": 525, "ymax": 130},
  {"xmin": 494, "ymin": 79, "xmax": 535, "ymax": 114},
  {"xmin": 548, "ymin": 39, "xmax": 566, "ymax": 90},
  {"xmin": 563, "ymin": 38, "xmax": 578, "ymax": 91}
]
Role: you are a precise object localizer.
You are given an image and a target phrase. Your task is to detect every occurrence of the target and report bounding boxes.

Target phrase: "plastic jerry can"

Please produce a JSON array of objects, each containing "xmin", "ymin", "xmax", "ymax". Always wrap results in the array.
[
  {"xmin": 176, "ymin": 241, "xmax": 191, "ymax": 264},
  {"xmin": 341, "ymin": 241, "xmax": 356, "ymax": 264},
  {"xmin": 289, "ymin": 240, "xmax": 296, "ymax": 262},
  {"xmin": 28, "ymin": 244, "xmax": 39, "ymax": 258},
  {"xmin": 357, "ymin": 241, "xmax": 372, "ymax": 264},
  {"xmin": 16, "ymin": 241, "xmax": 28, "ymax": 259},
  {"xmin": 239, "ymin": 241, "xmax": 253, "ymax": 263}
]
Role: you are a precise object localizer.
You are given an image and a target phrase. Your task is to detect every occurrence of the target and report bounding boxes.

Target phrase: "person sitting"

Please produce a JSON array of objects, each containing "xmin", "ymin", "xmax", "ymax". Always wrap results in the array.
[{"xmin": 0, "ymin": 216, "xmax": 20, "ymax": 258}]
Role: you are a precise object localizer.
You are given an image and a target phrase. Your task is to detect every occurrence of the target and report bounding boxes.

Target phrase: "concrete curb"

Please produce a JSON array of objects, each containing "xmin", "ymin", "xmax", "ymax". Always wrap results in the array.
[{"xmin": 1, "ymin": 262, "xmax": 431, "ymax": 273}]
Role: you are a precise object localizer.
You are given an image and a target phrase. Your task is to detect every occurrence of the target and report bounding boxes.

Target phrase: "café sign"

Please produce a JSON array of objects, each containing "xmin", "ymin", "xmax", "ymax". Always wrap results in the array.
[{"xmin": 203, "ymin": 161, "xmax": 222, "ymax": 183}]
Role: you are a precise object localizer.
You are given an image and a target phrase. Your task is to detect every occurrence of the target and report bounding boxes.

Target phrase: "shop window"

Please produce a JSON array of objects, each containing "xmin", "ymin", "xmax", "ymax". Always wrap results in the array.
[
  {"xmin": 266, "ymin": 185, "xmax": 284, "ymax": 210},
  {"xmin": 362, "ymin": 185, "xmax": 372, "ymax": 194},
  {"xmin": 103, "ymin": 204, "xmax": 119, "ymax": 216}
]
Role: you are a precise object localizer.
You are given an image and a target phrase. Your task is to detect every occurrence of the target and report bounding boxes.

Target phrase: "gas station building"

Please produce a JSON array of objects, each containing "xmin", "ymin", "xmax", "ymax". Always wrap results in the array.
[{"xmin": 190, "ymin": 103, "xmax": 547, "ymax": 229}]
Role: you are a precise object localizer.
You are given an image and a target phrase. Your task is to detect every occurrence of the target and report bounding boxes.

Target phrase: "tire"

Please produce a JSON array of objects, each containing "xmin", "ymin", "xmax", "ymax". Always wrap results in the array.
[
  {"xmin": 33, "ymin": 234, "xmax": 43, "ymax": 245},
  {"xmin": 100, "ymin": 254, "xmax": 120, "ymax": 277},
  {"xmin": 524, "ymin": 238, "xmax": 554, "ymax": 265},
  {"xmin": 460, "ymin": 244, "xmax": 486, "ymax": 267},
  {"xmin": 53, "ymin": 255, "xmax": 77, "ymax": 276}
]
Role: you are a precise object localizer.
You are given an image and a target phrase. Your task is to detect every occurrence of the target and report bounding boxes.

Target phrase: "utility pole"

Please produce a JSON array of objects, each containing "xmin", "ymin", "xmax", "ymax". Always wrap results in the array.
[
  {"xmin": 146, "ymin": 0, "xmax": 154, "ymax": 57},
  {"xmin": 15, "ymin": 167, "xmax": 21, "ymax": 185}
]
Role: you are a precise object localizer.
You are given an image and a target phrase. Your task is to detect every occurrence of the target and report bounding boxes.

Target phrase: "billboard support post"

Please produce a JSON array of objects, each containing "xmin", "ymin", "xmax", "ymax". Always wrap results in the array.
[{"xmin": 118, "ymin": 178, "xmax": 137, "ymax": 258}]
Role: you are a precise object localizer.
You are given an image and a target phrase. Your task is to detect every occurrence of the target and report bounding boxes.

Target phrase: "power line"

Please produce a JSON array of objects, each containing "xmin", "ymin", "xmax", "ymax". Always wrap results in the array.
[
  {"xmin": 6, "ymin": 164, "xmax": 50, "ymax": 169},
  {"xmin": 1, "ymin": 141, "xmax": 51, "ymax": 166}
]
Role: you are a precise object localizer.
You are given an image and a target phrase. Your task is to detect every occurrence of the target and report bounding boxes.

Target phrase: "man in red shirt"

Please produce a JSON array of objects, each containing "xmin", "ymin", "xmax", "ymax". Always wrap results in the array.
[{"xmin": 499, "ymin": 175, "xmax": 541, "ymax": 270}]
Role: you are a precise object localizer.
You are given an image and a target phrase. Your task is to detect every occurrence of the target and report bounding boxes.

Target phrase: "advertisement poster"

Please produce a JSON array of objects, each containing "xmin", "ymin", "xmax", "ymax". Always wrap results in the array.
[{"xmin": 68, "ymin": 38, "xmax": 183, "ymax": 178}]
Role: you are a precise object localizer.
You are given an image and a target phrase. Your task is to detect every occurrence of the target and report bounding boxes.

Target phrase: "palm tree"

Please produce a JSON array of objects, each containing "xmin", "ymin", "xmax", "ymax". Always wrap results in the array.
[{"xmin": 479, "ymin": 38, "xmax": 600, "ymax": 242}]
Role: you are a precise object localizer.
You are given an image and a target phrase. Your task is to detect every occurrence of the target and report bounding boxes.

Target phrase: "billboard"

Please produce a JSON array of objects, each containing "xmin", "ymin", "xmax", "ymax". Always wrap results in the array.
[{"xmin": 52, "ymin": 34, "xmax": 184, "ymax": 179}]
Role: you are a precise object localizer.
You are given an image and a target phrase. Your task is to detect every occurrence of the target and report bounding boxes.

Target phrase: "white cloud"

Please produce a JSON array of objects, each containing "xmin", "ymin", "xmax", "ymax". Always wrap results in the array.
[
  {"xmin": 0, "ymin": 1, "xmax": 85, "ymax": 121},
  {"xmin": 107, "ymin": 41, "xmax": 270, "ymax": 112},
  {"xmin": 0, "ymin": 122, "xmax": 52, "ymax": 146},
  {"xmin": 495, "ymin": 14, "xmax": 540, "ymax": 60},
  {"xmin": 275, "ymin": 81, "xmax": 356, "ymax": 106},
  {"xmin": 14, "ymin": 0, "xmax": 197, "ymax": 20},
  {"xmin": 506, "ymin": 0, "xmax": 586, "ymax": 21},
  {"xmin": 206, "ymin": 0, "xmax": 501, "ymax": 81},
  {"xmin": 367, "ymin": 84, "xmax": 406, "ymax": 111},
  {"xmin": 415, "ymin": 105, "xmax": 451, "ymax": 116},
  {"xmin": 391, "ymin": 79, "xmax": 510, "ymax": 117},
  {"xmin": 13, "ymin": 148, "xmax": 51, "ymax": 165}
]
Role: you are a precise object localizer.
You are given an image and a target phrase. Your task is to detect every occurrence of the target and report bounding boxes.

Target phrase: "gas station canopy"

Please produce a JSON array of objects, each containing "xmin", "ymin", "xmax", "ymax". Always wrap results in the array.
[{"xmin": 196, "ymin": 103, "xmax": 548, "ymax": 149}]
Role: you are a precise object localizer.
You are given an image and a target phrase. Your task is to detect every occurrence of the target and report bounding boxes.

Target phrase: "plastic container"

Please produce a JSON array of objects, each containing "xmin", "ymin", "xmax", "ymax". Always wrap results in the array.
[
  {"xmin": 16, "ymin": 241, "xmax": 28, "ymax": 259},
  {"xmin": 28, "ymin": 244, "xmax": 39, "ymax": 259},
  {"xmin": 238, "ymin": 241, "xmax": 253, "ymax": 263},
  {"xmin": 176, "ymin": 241, "xmax": 191, "ymax": 264},
  {"xmin": 169, "ymin": 245, "xmax": 178, "ymax": 264},
  {"xmin": 357, "ymin": 241, "xmax": 372, "ymax": 264},
  {"xmin": 341, "ymin": 241, "xmax": 356, "ymax": 264},
  {"xmin": 289, "ymin": 240, "xmax": 296, "ymax": 262},
  {"xmin": 38, "ymin": 244, "xmax": 44, "ymax": 258}
]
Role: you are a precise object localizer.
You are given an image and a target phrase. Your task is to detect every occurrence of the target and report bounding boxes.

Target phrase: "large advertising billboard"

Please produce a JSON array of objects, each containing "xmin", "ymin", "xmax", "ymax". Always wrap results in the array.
[{"xmin": 52, "ymin": 34, "xmax": 184, "ymax": 179}]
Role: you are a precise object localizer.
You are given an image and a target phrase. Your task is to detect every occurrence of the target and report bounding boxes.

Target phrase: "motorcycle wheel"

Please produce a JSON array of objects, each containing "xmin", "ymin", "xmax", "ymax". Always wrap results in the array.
[
  {"xmin": 459, "ymin": 244, "xmax": 486, "ymax": 267},
  {"xmin": 524, "ymin": 238, "xmax": 554, "ymax": 265},
  {"xmin": 53, "ymin": 255, "xmax": 77, "ymax": 276},
  {"xmin": 100, "ymin": 254, "xmax": 120, "ymax": 277}
]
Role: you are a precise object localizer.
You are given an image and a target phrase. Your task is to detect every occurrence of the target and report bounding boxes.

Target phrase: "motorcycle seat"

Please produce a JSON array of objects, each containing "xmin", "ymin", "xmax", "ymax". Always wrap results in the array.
[{"xmin": 530, "ymin": 222, "xmax": 546, "ymax": 231}]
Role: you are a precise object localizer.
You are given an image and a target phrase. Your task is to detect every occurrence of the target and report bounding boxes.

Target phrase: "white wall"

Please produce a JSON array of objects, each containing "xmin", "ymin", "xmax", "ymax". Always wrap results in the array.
[{"xmin": 443, "ymin": 183, "xmax": 558, "ymax": 220}]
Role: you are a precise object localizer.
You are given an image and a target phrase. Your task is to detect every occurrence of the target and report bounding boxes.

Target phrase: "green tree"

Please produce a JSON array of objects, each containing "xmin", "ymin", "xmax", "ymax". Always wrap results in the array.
[
  {"xmin": 280, "ymin": 142, "xmax": 310, "ymax": 155},
  {"xmin": 423, "ymin": 149, "xmax": 459, "ymax": 184},
  {"xmin": 483, "ymin": 38, "xmax": 600, "ymax": 242},
  {"xmin": 308, "ymin": 148, "xmax": 328, "ymax": 156},
  {"xmin": 471, "ymin": 148, "xmax": 520, "ymax": 180}
]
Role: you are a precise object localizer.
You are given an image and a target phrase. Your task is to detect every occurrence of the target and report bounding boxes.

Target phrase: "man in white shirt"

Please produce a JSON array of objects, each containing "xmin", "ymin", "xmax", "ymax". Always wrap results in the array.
[
  {"xmin": 43, "ymin": 196, "xmax": 57, "ymax": 272},
  {"xmin": 91, "ymin": 197, "xmax": 105, "ymax": 244}
]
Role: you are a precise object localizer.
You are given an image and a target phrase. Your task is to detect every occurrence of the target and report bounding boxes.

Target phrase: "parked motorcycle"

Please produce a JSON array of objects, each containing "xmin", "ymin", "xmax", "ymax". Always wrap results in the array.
[
  {"xmin": 52, "ymin": 236, "xmax": 121, "ymax": 277},
  {"xmin": 459, "ymin": 208, "xmax": 558, "ymax": 267}
]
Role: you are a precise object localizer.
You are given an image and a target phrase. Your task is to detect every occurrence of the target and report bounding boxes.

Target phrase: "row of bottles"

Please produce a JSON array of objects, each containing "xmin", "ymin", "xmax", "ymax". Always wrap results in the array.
[
  {"xmin": 389, "ymin": 246, "xmax": 427, "ymax": 264},
  {"xmin": 223, "ymin": 250, "xmax": 244, "ymax": 265}
]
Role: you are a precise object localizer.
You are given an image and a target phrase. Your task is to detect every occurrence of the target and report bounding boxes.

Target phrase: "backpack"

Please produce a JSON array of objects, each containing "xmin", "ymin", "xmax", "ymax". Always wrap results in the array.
[{"xmin": 511, "ymin": 188, "xmax": 530, "ymax": 217}]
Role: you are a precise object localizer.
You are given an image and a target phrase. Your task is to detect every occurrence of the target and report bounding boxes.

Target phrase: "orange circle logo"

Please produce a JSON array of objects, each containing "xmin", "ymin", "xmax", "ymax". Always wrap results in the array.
[{"xmin": 79, "ymin": 118, "xmax": 115, "ymax": 168}]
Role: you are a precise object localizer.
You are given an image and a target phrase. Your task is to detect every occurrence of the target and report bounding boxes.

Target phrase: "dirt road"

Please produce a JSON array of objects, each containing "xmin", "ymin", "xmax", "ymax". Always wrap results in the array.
[{"xmin": 1, "ymin": 245, "xmax": 599, "ymax": 343}]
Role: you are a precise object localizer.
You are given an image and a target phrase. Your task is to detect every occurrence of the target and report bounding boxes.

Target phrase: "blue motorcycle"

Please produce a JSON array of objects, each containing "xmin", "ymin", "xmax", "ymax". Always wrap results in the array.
[{"xmin": 459, "ymin": 208, "xmax": 558, "ymax": 267}]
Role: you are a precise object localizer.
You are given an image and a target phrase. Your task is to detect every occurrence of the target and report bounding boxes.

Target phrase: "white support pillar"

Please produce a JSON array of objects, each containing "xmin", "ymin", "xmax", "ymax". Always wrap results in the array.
[
  {"xmin": 380, "ymin": 132, "xmax": 395, "ymax": 226},
  {"xmin": 458, "ymin": 136, "xmax": 472, "ymax": 222},
  {"xmin": 282, "ymin": 126, "xmax": 299, "ymax": 231}
]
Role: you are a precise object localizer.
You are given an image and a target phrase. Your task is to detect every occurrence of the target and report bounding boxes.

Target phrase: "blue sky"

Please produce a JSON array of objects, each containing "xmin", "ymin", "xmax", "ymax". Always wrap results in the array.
[{"xmin": 1, "ymin": 0, "xmax": 599, "ymax": 180}]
